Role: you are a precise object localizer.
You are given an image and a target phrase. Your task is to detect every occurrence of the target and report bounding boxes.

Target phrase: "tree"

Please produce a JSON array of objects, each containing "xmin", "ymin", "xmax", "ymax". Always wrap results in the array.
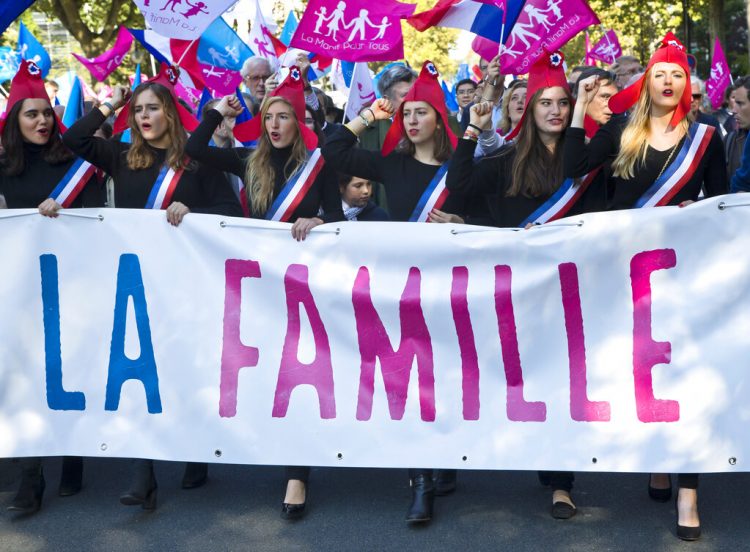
[
  {"xmin": 399, "ymin": 0, "xmax": 459, "ymax": 78},
  {"xmin": 35, "ymin": 0, "xmax": 143, "ymax": 59}
]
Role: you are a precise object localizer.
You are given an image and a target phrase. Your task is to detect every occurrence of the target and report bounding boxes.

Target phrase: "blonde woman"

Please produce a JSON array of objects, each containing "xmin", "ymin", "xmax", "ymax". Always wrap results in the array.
[
  {"xmin": 563, "ymin": 33, "xmax": 727, "ymax": 541},
  {"xmin": 185, "ymin": 67, "xmax": 343, "ymax": 241}
]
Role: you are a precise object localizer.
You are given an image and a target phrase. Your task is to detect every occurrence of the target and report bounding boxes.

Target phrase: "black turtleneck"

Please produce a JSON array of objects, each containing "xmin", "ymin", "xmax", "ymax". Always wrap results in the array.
[
  {"xmin": 0, "ymin": 142, "xmax": 104, "ymax": 209},
  {"xmin": 185, "ymin": 109, "xmax": 343, "ymax": 222},
  {"xmin": 63, "ymin": 109, "xmax": 242, "ymax": 216}
]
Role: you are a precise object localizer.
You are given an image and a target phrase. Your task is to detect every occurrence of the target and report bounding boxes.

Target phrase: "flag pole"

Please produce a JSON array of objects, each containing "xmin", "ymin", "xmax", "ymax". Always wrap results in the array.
[{"xmin": 176, "ymin": 38, "xmax": 199, "ymax": 67}]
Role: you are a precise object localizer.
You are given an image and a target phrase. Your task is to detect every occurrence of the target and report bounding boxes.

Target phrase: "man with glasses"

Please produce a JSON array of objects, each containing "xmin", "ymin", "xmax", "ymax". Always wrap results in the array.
[{"xmin": 240, "ymin": 56, "xmax": 274, "ymax": 103}]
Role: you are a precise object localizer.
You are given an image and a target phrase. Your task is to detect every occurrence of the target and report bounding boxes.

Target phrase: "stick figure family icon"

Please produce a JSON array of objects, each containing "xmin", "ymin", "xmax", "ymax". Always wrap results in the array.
[
  {"xmin": 312, "ymin": 1, "xmax": 393, "ymax": 42},
  {"xmin": 143, "ymin": 0, "xmax": 209, "ymax": 19},
  {"xmin": 502, "ymin": 0, "xmax": 563, "ymax": 58}
]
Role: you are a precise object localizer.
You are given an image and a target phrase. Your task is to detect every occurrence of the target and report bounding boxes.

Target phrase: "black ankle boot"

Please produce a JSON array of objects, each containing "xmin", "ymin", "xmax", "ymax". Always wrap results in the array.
[
  {"xmin": 120, "ymin": 460, "xmax": 158, "ymax": 510},
  {"xmin": 59, "ymin": 456, "xmax": 83, "ymax": 497},
  {"xmin": 181, "ymin": 462, "xmax": 208, "ymax": 489},
  {"xmin": 8, "ymin": 464, "xmax": 45, "ymax": 514},
  {"xmin": 406, "ymin": 474, "xmax": 434, "ymax": 523},
  {"xmin": 434, "ymin": 469, "xmax": 457, "ymax": 496}
]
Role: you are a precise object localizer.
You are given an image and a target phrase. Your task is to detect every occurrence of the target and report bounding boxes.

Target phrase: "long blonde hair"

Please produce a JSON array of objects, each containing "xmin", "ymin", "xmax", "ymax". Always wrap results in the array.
[
  {"xmin": 126, "ymin": 83, "xmax": 187, "ymax": 171},
  {"xmin": 245, "ymin": 97, "xmax": 308, "ymax": 214},
  {"xmin": 611, "ymin": 69, "xmax": 691, "ymax": 179}
]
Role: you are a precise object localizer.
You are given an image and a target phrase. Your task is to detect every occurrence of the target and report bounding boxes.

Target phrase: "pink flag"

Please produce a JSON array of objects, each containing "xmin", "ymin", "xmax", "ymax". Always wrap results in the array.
[
  {"xmin": 589, "ymin": 29, "xmax": 622, "ymax": 65},
  {"xmin": 498, "ymin": 0, "xmax": 599, "ymax": 74},
  {"xmin": 707, "ymin": 37, "xmax": 731, "ymax": 110},
  {"xmin": 72, "ymin": 26, "xmax": 133, "ymax": 82},
  {"xmin": 290, "ymin": 0, "xmax": 416, "ymax": 62}
]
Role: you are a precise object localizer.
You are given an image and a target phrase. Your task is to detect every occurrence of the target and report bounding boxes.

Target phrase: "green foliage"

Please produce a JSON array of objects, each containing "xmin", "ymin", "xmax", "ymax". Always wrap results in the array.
[{"xmin": 399, "ymin": 0, "xmax": 459, "ymax": 77}]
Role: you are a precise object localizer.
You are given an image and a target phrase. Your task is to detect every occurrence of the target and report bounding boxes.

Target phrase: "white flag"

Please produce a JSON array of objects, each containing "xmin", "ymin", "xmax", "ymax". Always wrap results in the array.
[
  {"xmin": 132, "ymin": 0, "xmax": 236, "ymax": 40},
  {"xmin": 247, "ymin": 0, "xmax": 279, "ymax": 66},
  {"xmin": 345, "ymin": 62, "xmax": 376, "ymax": 122}
]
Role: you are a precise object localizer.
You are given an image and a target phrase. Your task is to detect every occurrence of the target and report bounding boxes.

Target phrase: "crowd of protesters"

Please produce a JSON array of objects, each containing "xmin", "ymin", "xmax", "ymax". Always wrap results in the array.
[{"xmin": 1, "ymin": 31, "xmax": 747, "ymax": 541}]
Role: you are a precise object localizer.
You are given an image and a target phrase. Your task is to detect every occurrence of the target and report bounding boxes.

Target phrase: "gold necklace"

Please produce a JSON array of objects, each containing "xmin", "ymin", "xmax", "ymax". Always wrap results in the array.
[{"xmin": 654, "ymin": 141, "xmax": 679, "ymax": 182}]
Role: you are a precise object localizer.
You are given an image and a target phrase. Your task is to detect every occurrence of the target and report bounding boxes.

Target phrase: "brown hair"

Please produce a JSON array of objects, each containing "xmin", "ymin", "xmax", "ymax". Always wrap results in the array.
[
  {"xmin": 0, "ymin": 99, "xmax": 73, "ymax": 176},
  {"xmin": 245, "ymin": 97, "xmax": 308, "ymax": 214},
  {"xmin": 395, "ymin": 104, "xmax": 453, "ymax": 162},
  {"xmin": 125, "ymin": 82, "xmax": 187, "ymax": 171},
  {"xmin": 507, "ymin": 87, "xmax": 572, "ymax": 198}
]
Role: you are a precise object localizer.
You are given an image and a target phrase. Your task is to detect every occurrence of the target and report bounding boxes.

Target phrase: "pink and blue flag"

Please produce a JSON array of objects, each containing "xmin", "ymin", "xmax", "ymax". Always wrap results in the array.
[
  {"xmin": 131, "ymin": 0, "xmax": 236, "ymax": 41},
  {"xmin": 707, "ymin": 38, "xmax": 731, "ymax": 110},
  {"xmin": 197, "ymin": 17, "xmax": 253, "ymax": 73},
  {"xmin": 72, "ymin": 26, "xmax": 133, "ymax": 82}
]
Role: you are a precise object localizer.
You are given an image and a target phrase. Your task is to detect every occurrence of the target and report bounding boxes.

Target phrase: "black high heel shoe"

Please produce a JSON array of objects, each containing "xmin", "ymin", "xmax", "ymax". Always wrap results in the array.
[
  {"xmin": 406, "ymin": 474, "xmax": 434, "ymax": 523},
  {"xmin": 120, "ymin": 460, "xmax": 158, "ymax": 511},
  {"xmin": 434, "ymin": 469, "xmax": 457, "ymax": 496},
  {"xmin": 648, "ymin": 473, "xmax": 672, "ymax": 502},
  {"xmin": 281, "ymin": 481, "xmax": 307, "ymax": 520},
  {"xmin": 7, "ymin": 465, "xmax": 45, "ymax": 514},
  {"xmin": 676, "ymin": 489, "xmax": 701, "ymax": 541},
  {"xmin": 181, "ymin": 462, "xmax": 208, "ymax": 489},
  {"xmin": 59, "ymin": 456, "xmax": 83, "ymax": 497}
]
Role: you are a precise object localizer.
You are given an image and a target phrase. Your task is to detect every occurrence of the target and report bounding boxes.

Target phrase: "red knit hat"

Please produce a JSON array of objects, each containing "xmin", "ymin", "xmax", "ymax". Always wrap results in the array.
[
  {"xmin": 505, "ymin": 50, "xmax": 569, "ymax": 141},
  {"xmin": 233, "ymin": 66, "xmax": 319, "ymax": 151},
  {"xmin": 0, "ymin": 59, "xmax": 63, "ymax": 135},
  {"xmin": 381, "ymin": 60, "xmax": 457, "ymax": 156},
  {"xmin": 113, "ymin": 63, "xmax": 199, "ymax": 135},
  {"xmin": 609, "ymin": 32, "xmax": 691, "ymax": 128}
]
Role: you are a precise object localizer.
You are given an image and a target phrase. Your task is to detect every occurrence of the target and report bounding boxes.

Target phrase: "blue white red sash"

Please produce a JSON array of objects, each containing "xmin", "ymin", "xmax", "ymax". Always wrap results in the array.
[
  {"xmin": 518, "ymin": 167, "xmax": 601, "ymax": 227},
  {"xmin": 265, "ymin": 149, "xmax": 325, "ymax": 222},
  {"xmin": 409, "ymin": 162, "xmax": 451, "ymax": 223},
  {"xmin": 48, "ymin": 157, "xmax": 97, "ymax": 208},
  {"xmin": 634, "ymin": 123, "xmax": 715, "ymax": 208},
  {"xmin": 145, "ymin": 164, "xmax": 185, "ymax": 209}
]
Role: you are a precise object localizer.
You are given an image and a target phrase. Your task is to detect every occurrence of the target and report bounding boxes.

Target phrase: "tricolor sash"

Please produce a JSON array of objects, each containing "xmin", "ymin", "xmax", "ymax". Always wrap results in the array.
[
  {"xmin": 145, "ymin": 164, "xmax": 185, "ymax": 209},
  {"xmin": 265, "ymin": 149, "xmax": 325, "ymax": 222},
  {"xmin": 409, "ymin": 161, "xmax": 451, "ymax": 223},
  {"xmin": 634, "ymin": 123, "xmax": 715, "ymax": 208},
  {"xmin": 48, "ymin": 157, "xmax": 97, "ymax": 207},
  {"xmin": 518, "ymin": 167, "xmax": 601, "ymax": 227}
]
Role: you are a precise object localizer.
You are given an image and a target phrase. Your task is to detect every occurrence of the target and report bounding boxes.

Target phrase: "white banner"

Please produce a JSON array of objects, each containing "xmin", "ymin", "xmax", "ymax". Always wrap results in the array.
[
  {"xmin": 133, "ymin": 0, "xmax": 236, "ymax": 40},
  {"xmin": 1, "ymin": 197, "xmax": 749, "ymax": 474}
]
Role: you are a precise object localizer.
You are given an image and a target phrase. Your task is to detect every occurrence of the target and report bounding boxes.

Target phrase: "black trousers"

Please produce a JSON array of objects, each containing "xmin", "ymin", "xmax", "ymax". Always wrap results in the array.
[
  {"xmin": 285, "ymin": 466, "xmax": 310, "ymax": 483},
  {"xmin": 539, "ymin": 471, "xmax": 574, "ymax": 492}
]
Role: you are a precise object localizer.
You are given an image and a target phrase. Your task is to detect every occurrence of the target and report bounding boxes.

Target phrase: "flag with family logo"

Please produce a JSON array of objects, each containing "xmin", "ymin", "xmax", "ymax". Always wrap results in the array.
[
  {"xmin": 130, "ymin": 0, "xmax": 235, "ymax": 40},
  {"xmin": 72, "ymin": 26, "xmax": 133, "ymax": 82},
  {"xmin": 197, "ymin": 17, "xmax": 254, "ymax": 72},
  {"xmin": 17, "ymin": 22, "xmax": 51, "ymax": 77},
  {"xmin": 589, "ymin": 29, "xmax": 621, "ymax": 65},
  {"xmin": 344, "ymin": 62, "xmax": 376, "ymax": 121},
  {"xmin": 706, "ymin": 38, "xmax": 731, "ymax": 110},
  {"xmin": 0, "ymin": 47, "xmax": 20, "ymax": 82},
  {"xmin": 248, "ymin": 0, "xmax": 286, "ymax": 67},
  {"xmin": 290, "ymin": 0, "xmax": 416, "ymax": 62}
]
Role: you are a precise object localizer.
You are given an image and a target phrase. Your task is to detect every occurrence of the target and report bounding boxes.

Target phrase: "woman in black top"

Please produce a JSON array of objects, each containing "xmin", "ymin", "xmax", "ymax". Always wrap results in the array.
[
  {"xmin": 1, "ymin": 60, "xmax": 100, "ymax": 516},
  {"xmin": 64, "ymin": 65, "xmax": 242, "ymax": 511},
  {"xmin": 185, "ymin": 66, "xmax": 344, "ymax": 241},
  {"xmin": 323, "ymin": 61, "xmax": 462, "ymax": 524},
  {"xmin": 446, "ymin": 51, "xmax": 582, "ymax": 520},
  {"xmin": 563, "ymin": 34, "xmax": 727, "ymax": 541}
]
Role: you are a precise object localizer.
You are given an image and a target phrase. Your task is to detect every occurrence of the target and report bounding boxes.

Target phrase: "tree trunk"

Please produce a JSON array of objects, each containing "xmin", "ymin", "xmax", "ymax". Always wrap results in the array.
[{"xmin": 708, "ymin": 0, "xmax": 725, "ymax": 55}]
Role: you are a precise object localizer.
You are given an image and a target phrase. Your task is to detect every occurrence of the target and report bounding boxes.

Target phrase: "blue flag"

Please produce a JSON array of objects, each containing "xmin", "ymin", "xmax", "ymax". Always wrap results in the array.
[
  {"xmin": 0, "ymin": 0, "xmax": 34, "ymax": 36},
  {"xmin": 196, "ymin": 87, "xmax": 213, "ymax": 121},
  {"xmin": 197, "ymin": 18, "xmax": 253, "ymax": 72},
  {"xmin": 0, "ymin": 46, "xmax": 20, "ymax": 82},
  {"xmin": 441, "ymin": 81, "xmax": 458, "ymax": 112},
  {"xmin": 341, "ymin": 61, "xmax": 356, "ymax": 88},
  {"xmin": 132, "ymin": 63, "xmax": 142, "ymax": 91},
  {"xmin": 62, "ymin": 76, "xmax": 84, "ymax": 128},
  {"xmin": 279, "ymin": 11, "xmax": 298, "ymax": 46},
  {"xmin": 17, "ymin": 21, "xmax": 50, "ymax": 77},
  {"xmin": 455, "ymin": 63, "xmax": 471, "ymax": 82}
]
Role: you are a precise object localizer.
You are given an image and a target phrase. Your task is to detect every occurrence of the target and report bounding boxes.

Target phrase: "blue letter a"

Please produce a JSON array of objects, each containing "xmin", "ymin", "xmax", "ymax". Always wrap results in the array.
[
  {"xmin": 40, "ymin": 254, "xmax": 85, "ymax": 410},
  {"xmin": 104, "ymin": 254, "xmax": 162, "ymax": 413}
]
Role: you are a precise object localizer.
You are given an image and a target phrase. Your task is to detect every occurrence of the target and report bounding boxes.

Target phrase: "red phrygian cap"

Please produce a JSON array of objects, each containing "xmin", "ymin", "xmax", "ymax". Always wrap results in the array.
[
  {"xmin": 609, "ymin": 32, "xmax": 692, "ymax": 128},
  {"xmin": 113, "ymin": 63, "xmax": 199, "ymax": 135},
  {"xmin": 506, "ymin": 50, "xmax": 569, "ymax": 141},
  {"xmin": 233, "ymin": 65, "xmax": 319, "ymax": 151},
  {"xmin": 0, "ymin": 59, "xmax": 64, "ymax": 135},
  {"xmin": 381, "ymin": 60, "xmax": 457, "ymax": 156}
]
